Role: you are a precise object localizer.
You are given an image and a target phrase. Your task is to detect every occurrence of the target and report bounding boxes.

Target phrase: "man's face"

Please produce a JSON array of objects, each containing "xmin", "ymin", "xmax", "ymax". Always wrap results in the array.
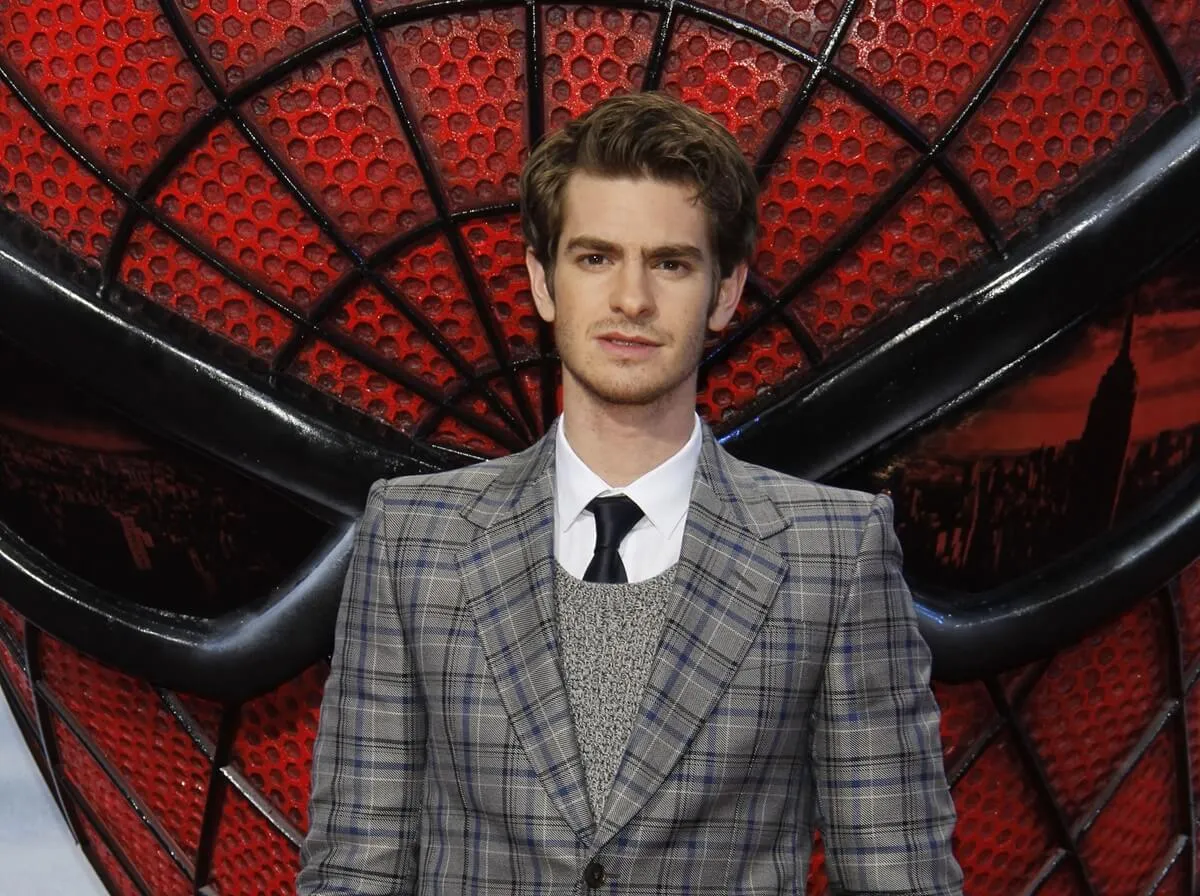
[{"xmin": 525, "ymin": 173, "xmax": 747, "ymax": 416}]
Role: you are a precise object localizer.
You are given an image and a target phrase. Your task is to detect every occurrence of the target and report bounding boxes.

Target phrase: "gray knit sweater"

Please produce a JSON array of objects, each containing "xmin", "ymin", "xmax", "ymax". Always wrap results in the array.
[{"xmin": 554, "ymin": 563, "xmax": 678, "ymax": 820}]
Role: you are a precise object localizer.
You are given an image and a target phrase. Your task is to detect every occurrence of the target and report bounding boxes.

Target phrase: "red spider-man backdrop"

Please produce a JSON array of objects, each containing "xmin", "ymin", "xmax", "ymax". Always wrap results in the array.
[{"xmin": 1, "ymin": 0, "xmax": 1199, "ymax": 892}]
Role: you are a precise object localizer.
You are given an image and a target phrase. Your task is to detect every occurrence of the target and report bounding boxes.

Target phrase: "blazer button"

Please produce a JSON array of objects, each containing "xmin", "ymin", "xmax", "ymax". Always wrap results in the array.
[{"xmin": 583, "ymin": 860, "xmax": 606, "ymax": 889}]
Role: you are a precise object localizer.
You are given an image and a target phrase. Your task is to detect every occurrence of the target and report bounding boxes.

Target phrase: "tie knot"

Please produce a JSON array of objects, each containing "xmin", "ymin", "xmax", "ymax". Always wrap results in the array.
[{"xmin": 586, "ymin": 495, "xmax": 644, "ymax": 549}]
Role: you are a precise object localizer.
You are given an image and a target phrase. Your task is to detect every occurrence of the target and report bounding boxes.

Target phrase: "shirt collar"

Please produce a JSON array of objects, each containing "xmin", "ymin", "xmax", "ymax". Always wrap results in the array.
[{"xmin": 554, "ymin": 415, "xmax": 702, "ymax": 538}]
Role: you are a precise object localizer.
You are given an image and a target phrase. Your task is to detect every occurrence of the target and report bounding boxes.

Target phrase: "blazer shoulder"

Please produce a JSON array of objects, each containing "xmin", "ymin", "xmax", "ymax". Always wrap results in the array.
[
  {"xmin": 372, "ymin": 451, "xmax": 520, "ymax": 500},
  {"xmin": 722, "ymin": 450, "xmax": 886, "ymax": 525}
]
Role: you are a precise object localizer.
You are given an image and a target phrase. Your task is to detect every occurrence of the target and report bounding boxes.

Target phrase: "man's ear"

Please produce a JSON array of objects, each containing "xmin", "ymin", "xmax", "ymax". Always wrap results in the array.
[
  {"xmin": 526, "ymin": 248, "xmax": 556, "ymax": 324},
  {"xmin": 708, "ymin": 261, "xmax": 748, "ymax": 332}
]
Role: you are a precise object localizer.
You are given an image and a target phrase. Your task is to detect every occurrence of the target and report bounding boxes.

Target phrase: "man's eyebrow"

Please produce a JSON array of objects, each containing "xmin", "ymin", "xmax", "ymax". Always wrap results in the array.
[{"xmin": 562, "ymin": 237, "xmax": 706, "ymax": 261}]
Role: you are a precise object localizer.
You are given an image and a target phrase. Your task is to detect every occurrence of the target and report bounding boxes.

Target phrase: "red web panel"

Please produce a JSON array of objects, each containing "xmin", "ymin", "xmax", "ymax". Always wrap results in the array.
[
  {"xmin": 756, "ymin": 82, "xmax": 916, "ymax": 290},
  {"xmin": 950, "ymin": 732, "xmax": 1057, "ymax": 894},
  {"xmin": 1176, "ymin": 558, "xmax": 1200, "ymax": 672},
  {"xmin": 1036, "ymin": 863, "xmax": 1089, "ymax": 896},
  {"xmin": 207, "ymin": 785, "xmax": 301, "ymax": 895},
  {"xmin": 381, "ymin": 9, "xmax": 527, "ymax": 212},
  {"xmin": 949, "ymin": 0, "xmax": 1168, "ymax": 235},
  {"xmin": 429, "ymin": 396, "xmax": 511, "ymax": 456},
  {"xmin": 39, "ymin": 636, "xmax": 212, "ymax": 860},
  {"xmin": 230, "ymin": 662, "xmax": 328, "ymax": 834},
  {"xmin": 289, "ymin": 337, "xmax": 432, "ymax": 433},
  {"xmin": 932, "ymin": 679, "xmax": 997, "ymax": 770},
  {"xmin": 0, "ymin": 83, "xmax": 124, "ymax": 262},
  {"xmin": 1019, "ymin": 596, "xmax": 1169, "ymax": 822},
  {"xmin": 806, "ymin": 830, "xmax": 829, "ymax": 896},
  {"xmin": 461, "ymin": 214, "xmax": 540, "ymax": 363},
  {"xmin": 174, "ymin": 690, "xmax": 223, "ymax": 752},
  {"xmin": 785, "ymin": 170, "xmax": 984, "ymax": 351},
  {"xmin": 1146, "ymin": 0, "xmax": 1200, "ymax": 83},
  {"xmin": 52, "ymin": 715, "xmax": 192, "ymax": 896},
  {"xmin": 707, "ymin": 0, "xmax": 837, "ymax": 54},
  {"xmin": 370, "ymin": 233, "xmax": 496, "ymax": 371},
  {"xmin": 1078, "ymin": 728, "xmax": 1180, "ymax": 895},
  {"xmin": 74, "ymin": 811, "xmax": 142, "ymax": 896},
  {"xmin": 698, "ymin": 312, "xmax": 810, "ymax": 426},
  {"xmin": 241, "ymin": 39, "xmax": 432, "ymax": 255},
  {"xmin": 0, "ymin": 0, "xmax": 214, "ymax": 189},
  {"xmin": 121, "ymin": 220, "xmax": 297, "ymax": 358},
  {"xmin": 155, "ymin": 120, "xmax": 351, "ymax": 314},
  {"xmin": 178, "ymin": 0, "xmax": 357, "ymax": 89},
  {"xmin": 541, "ymin": 6, "xmax": 658, "ymax": 131},
  {"xmin": 840, "ymin": 0, "xmax": 1037, "ymax": 138},
  {"xmin": 0, "ymin": 627, "xmax": 35, "ymax": 720},
  {"xmin": 0, "ymin": 597, "xmax": 25, "ymax": 643},
  {"xmin": 661, "ymin": 19, "xmax": 809, "ymax": 157}
]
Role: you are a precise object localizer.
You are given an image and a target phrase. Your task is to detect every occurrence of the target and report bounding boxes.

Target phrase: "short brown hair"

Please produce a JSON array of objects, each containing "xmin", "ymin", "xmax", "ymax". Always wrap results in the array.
[{"xmin": 520, "ymin": 92, "xmax": 758, "ymax": 278}]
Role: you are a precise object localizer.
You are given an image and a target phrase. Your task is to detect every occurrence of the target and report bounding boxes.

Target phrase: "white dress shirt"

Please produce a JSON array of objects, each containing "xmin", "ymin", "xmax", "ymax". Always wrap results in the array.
[{"xmin": 553, "ymin": 415, "xmax": 702, "ymax": 582}]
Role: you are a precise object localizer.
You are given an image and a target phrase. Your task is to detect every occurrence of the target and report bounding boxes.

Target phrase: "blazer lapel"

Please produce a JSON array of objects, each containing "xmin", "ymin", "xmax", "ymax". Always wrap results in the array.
[
  {"xmin": 595, "ymin": 431, "xmax": 789, "ymax": 845},
  {"xmin": 457, "ymin": 428, "xmax": 595, "ymax": 841}
]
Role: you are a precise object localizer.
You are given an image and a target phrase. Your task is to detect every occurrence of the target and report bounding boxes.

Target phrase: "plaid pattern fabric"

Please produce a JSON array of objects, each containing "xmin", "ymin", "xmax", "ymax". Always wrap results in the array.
[{"xmin": 299, "ymin": 425, "xmax": 963, "ymax": 895}]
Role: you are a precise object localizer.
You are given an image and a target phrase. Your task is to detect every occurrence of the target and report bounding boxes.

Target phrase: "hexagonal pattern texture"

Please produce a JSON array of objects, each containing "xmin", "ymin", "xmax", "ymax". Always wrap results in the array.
[
  {"xmin": 207, "ymin": 785, "xmax": 301, "ymax": 894},
  {"xmin": 39, "ymin": 636, "xmax": 211, "ymax": 860}
]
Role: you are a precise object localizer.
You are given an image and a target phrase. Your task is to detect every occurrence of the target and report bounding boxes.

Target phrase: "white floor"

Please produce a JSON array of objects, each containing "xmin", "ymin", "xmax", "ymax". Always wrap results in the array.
[{"xmin": 0, "ymin": 694, "xmax": 108, "ymax": 895}]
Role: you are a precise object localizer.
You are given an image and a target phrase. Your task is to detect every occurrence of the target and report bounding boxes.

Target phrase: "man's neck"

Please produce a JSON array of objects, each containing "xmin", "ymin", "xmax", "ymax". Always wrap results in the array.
[{"xmin": 560, "ymin": 397, "xmax": 697, "ymax": 488}]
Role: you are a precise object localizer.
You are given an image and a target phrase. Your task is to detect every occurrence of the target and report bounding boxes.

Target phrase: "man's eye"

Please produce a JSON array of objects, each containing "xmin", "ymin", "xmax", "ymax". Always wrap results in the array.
[
  {"xmin": 580, "ymin": 254, "xmax": 607, "ymax": 266},
  {"xmin": 657, "ymin": 259, "xmax": 689, "ymax": 273}
]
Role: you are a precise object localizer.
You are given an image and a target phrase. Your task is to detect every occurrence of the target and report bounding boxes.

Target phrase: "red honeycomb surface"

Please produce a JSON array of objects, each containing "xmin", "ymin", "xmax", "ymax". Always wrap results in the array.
[
  {"xmin": 289, "ymin": 336, "xmax": 432, "ymax": 433},
  {"xmin": 949, "ymin": 0, "xmax": 1168, "ymax": 234},
  {"xmin": 0, "ymin": 627, "xmax": 35, "ymax": 720},
  {"xmin": 1036, "ymin": 863, "xmax": 1089, "ymax": 896},
  {"xmin": 230, "ymin": 662, "xmax": 328, "ymax": 833},
  {"xmin": 950, "ymin": 732, "xmax": 1057, "ymax": 893},
  {"xmin": 708, "ymin": 0, "xmax": 836, "ymax": 53},
  {"xmin": 661, "ymin": 18, "xmax": 808, "ymax": 157},
  {"xmin": 756, "ymin": 82, "xmax": 916, "ymax": 289},
  {"xmin": 428, "ymin": 397, "xmax": 511, "ymax": 456},
  {"xmin": 1019, "ymin": 596, "xmax": 1169, "ymax": 822},
  {"xmin": 74, "ymin": 810, "xmax": 142, "ymax": 896},
  {"xmin": 806, "ymin": 830, "xmax": 829, "ymax": 896},
  {"xmin": 0, "ymin": 597, "xmax": 25, "ymax": 643},
  {"xmin": 381, "ymin": 9, "xmax": 527, "ymax": 211},
  {"xmin": 178, "ymin": 0, "xmax": 357, "ymax": 89},
  {"xmin": 370, "ymin": 233, "xmax": 497, "ymax": 372},
  {"xmin": 1148, "ymin": 0, "xmax": 1200, "ymax": 84},
  {"xmin": 541, "ymin": 6, "xmax": 658, "ymax": 131},
  {"xmin": 242, "ymin": 38, "xmax": 431, "ymax": 255},
  {"xmin": 121, "ymin": 219, "xmax": 297, "ymax": 358},
  {"xmin": 52, "ymin": 715, "xmax": 192, "ymax": 896},
  {"xmin": 932, "ymin": 679, "xmax": 997, "ymax": 770},
  {"xmin": 785, "ymin": 170, "xmax": 984, "ymax": 350},
  {"xmin": 39, "ymin": 636, "xmax": 211, "ymax": 860},
  {"xmin": 840, "ymin": 0, "xmax": 1037, "ymax": 138},
  {"xmin": 155, "ymin": 119, "xmax": 351, "ymax": 313},
  {"xmin": 207, "ymin": 785, "xmax": 302, "ymax": 895},
  {"xmin": 174, "ymin": 690, "xmax": 224, "ymax": 752},
  {"xmin": 0, "ymin": 0, "xmax": 214, "ymax": 189},
  {"xmin": 697, "ymin": 314, "xmax": 810, "ymax": 424},
  {"xmin": 1077, "ymin": 729, "xmax": 1180, "ymax": 895},
  {"xmin": 1176, "ymin": 558, "xmax": 1200, "ymax": 671},
  {"xmin": 461, "ymin": 213, "xmax": 540, "ymax": 363},
  {"xmin": 0, "ymin": 82, "xmax": 124, "ymax": 263}
]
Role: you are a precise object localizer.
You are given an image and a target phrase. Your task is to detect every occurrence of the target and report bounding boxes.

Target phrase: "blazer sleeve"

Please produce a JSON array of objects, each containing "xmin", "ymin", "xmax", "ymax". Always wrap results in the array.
[
  {"xmin": 810, "ymin": 492, "xmax": 963, "ymax": 896},
  {"xmin": 298, "ymin": 479, "xmax": 427, "ymax": 895}
]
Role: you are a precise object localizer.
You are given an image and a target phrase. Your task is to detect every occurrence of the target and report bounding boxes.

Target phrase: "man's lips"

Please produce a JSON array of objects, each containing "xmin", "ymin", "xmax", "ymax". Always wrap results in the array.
[{"xmin": 596, "ymin": 332, "xmax": 661, "ymax": 347}]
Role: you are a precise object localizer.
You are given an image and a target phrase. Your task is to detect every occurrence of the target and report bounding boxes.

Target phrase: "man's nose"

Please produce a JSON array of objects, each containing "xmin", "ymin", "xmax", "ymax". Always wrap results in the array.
[{"xmin": 611, "ymin": 263, "xmax": 654, "ymax": 318}]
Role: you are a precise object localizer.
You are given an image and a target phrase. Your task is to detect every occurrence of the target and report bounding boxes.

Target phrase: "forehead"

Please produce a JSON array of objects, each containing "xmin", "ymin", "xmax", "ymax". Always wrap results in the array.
[{"xmin": 558, "ymin": 173, "xmax": 712, "ymax": 252}]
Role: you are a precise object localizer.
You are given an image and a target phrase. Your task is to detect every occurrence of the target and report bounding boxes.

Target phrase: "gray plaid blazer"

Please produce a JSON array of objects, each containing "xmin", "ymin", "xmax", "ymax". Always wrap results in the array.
[{"xmin": 299, "ymin": 425, "xmax": 962, "ymax": 895}]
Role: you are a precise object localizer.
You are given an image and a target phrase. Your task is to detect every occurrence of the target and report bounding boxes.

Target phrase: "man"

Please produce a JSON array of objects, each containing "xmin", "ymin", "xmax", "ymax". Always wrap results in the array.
[{"xmin": 299, "ymin": 92, "xmax": 962, "ymax": 895}]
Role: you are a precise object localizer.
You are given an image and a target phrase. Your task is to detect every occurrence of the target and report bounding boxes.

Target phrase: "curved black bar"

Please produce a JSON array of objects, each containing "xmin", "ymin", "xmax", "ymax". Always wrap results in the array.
[
  {"xmin": 917, "ymin": 467, "xmax": 1200, "ymax": 682},
  {"xmin": 0, "ymin": 518, "xmax": 354, "ymax": 702},
  {"xmin": 725, "ymin": 99, "xmax": 1200, "ymax": 481},
  {"xmin": 0, "ymin": 220, "xmax": 461, "ymax": 523}
]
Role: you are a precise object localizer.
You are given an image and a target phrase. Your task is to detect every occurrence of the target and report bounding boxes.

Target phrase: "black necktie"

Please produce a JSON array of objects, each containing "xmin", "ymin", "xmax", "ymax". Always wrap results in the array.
[{"xmin": 583, "ymin": 495, "xmax": 644, "ymax": 584}]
